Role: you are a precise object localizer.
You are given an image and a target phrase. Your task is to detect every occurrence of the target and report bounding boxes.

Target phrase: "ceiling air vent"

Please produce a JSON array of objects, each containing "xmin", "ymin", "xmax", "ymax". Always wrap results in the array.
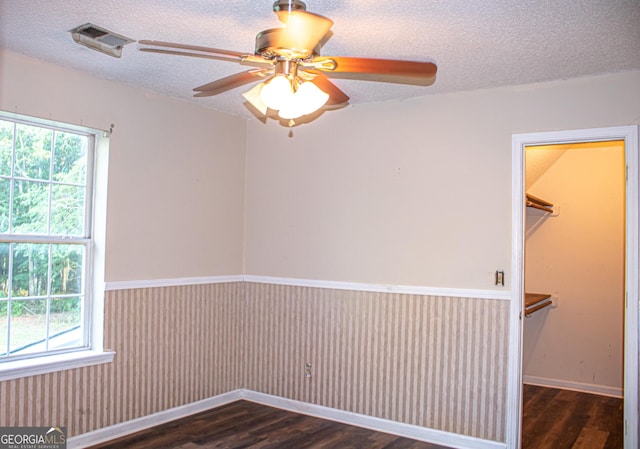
[{"xmin": 70, "ymin": 23, "xmax": 135, "ymax": 58}]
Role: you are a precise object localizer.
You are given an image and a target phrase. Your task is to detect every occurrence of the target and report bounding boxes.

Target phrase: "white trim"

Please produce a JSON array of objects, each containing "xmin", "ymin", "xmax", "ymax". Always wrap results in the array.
[
  {"xmin": 245, "ymin": 275, "xmax": 512, "ymax": 300},
  {"xmin": 510, "ymin": 125, "xmax": 639, "ymax": 449},
  {"xmin": 90, "ymin": 125, "xmax": 110, "ymax": 372},
  {"xmin": 523, "ymin": 376, "xmax": 623, "ymax": 398},
  {"xmin": 0, "ymin": 109, "xmax": 110, "ymax": 136},
  {"xmin": 242, "ymin": 390, "xmax": 505, "ymax": 449},
  {"xmin": 624, "ymin": 126, "xmax": 639, "ymax": 449},
  {"xmin": 68, "ymin": 390, "xmax": 244, "ymax": 448},
  {"xmin": 69, "ymin": 389, "xmax": 505, "ymax": 449},
  {"xmin": 0, "ymin": 350, "xmax": 115, "ymax": 382},
  {"xmin": 104, "ymin": 275, "xmax": 245, "ymax": 291},
  {"xmin": 507, "ymin": 133, "xmax": 526, "ymax": 449},
  {"xmin": 104, "ymin": 274, "xmax": 512, "ymax": 300}
]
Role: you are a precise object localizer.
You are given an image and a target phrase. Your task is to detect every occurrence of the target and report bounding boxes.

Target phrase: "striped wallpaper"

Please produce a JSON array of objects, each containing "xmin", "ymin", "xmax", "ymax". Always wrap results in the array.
[
  {"xmin": 0, "ymin": 281, "xmax": 509, "ymax": 443},
  {"xmin": 242, "ymin": 283, "xmax": 509, "ymax": 442},
  {"xmin": 0, "ymin": 283, "xmax": 245, "ymax": 436}
]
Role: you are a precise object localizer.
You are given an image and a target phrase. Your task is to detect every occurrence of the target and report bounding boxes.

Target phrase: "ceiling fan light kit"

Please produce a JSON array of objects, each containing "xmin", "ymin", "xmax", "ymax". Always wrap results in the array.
[
  {"xmin": 270, "ymin": 79, "xmax": 330, "ymax": 119},
  {"xmin": 255, "ymin": 59, "xmax": 330, "ymax": 119},
  {"xmin": 139, "ymin": 0, "xmax": 437, "ymax": 125}
]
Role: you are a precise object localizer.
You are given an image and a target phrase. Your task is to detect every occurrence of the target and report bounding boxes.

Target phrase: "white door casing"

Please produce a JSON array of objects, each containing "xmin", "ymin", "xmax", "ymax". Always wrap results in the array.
[{"xmin": 509, "ymin": 126, "xmax": 639, "ymax": 449}]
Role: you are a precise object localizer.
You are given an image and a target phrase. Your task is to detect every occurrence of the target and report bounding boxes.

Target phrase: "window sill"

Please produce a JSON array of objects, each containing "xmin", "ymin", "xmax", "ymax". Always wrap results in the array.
[{"xmin": 0, "ymin": 350, "xmax": 115, "ymax": 382}]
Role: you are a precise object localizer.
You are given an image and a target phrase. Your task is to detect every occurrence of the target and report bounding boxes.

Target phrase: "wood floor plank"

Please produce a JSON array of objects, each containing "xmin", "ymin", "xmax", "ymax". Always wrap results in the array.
[
  {"xmin": 571, "ymin": 428, "xmax": 610, "ymax": 449},
  {"xmin": 522, "ymin": 385, "xmax": 623, "ymax": 449},
  {"xmin": 586, "ymin": 399, "xmax": 623, "ymax": 432}
]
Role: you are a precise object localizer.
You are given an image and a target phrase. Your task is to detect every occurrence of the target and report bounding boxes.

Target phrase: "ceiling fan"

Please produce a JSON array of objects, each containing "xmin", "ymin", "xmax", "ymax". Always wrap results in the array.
[{"xmin": 139, "ymin": 0, "xmax": 437, "ymax": 124}]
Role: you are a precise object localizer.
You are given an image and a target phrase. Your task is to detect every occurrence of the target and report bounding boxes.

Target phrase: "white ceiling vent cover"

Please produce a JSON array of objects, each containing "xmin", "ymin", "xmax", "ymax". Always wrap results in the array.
[{"xmin": 70, "ymin": 23, "xmax": 135, "ymax": 58}]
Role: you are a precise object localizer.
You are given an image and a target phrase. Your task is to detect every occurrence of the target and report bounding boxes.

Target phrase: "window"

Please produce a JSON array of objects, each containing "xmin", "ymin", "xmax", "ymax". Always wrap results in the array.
[{"xmin": 0, "ymin": 114, "xmax": 96, "ymax": 363}]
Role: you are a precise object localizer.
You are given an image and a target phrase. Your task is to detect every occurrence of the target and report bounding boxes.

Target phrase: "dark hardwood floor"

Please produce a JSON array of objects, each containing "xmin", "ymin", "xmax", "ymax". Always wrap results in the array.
[
  {"xmin": 88, "ymin": 400, "xmax": 452, "ymax": 449},
  {"xmin": 522, "ymin": 384, "xmax": 623, "ymax": 449},
  {"xmin": 88, "ymin": 385, "xmax": 623, "ymax": 449}
]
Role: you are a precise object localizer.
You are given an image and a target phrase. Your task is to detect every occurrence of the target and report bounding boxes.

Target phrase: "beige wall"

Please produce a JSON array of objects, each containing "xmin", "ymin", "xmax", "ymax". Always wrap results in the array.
[
  {"xmin": 524, "ymin": 143, "xmax": 625, "ymax": 392},
  {"xmin": 0, "ymin": 50, "xmax": 247, "ymax": 282},
  {"xmin": 244, "ymin": 71, "xmax": 640, "ymax": 289}
]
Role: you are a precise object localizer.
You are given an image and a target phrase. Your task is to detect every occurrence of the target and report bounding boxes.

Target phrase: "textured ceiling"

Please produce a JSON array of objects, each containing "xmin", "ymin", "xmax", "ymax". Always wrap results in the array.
[{"xmin": 1, "ymin": 0, "xmax": 639, "ymax": 119}]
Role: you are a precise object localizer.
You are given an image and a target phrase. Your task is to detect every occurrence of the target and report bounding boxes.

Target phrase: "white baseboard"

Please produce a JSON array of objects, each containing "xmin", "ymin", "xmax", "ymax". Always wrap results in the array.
[
  {"xmin": 242, "ymin": 390, "xmax": 506, "ymax": 449},
  {"xmin": 67, "ymin": 390, "xmax": 243, "ymax": 448},
  {"xmin": 523, "ymin": 375, "xmax": 623, "ymax": 398},
  {"xmin": 69, "ymin": 389, "xmax": 505, "ymax": 449}
]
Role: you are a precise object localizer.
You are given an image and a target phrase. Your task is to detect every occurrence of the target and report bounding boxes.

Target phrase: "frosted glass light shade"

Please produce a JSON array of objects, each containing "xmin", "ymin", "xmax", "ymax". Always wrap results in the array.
[
  {"xmin": 260, "ymin": 75, "xmax": 294, "ymax": 111},
  {"xmin": 295, "ymin": 81, "xmax": 330, "ymax": 115},
  {"xmin": 260, "ymin": 75, "xmax": 330, "ymax": 120},
  {"xmin": 242, "ymin": 83, "xmax": 268, "ymax": 115},
  {"xmin": 278, "ymin": 81, "xmax": 330, "ymax": 120}
]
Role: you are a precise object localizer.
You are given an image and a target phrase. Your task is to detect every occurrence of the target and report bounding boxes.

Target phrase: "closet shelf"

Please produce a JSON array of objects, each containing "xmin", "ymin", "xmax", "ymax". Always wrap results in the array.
[
  {"xmin": 526, "ymin": 194, "xmax": 553, "ymax": 213},
  {"xmin": 524, "ymin": 194, "xmax": 554, "ymax": 317},
  {"xmin": 525, "ymin": 293, "xmax": 552, "ymax": 317}
]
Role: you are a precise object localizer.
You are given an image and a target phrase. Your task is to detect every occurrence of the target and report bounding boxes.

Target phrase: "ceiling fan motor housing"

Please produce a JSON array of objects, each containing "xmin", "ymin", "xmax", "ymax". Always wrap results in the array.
[
  {"xmin": 272, "ymin": 0, "xmax": 307, "ymax": 13},
  {"xmin": 255, "ymin": 28, "xmax": 321, "ymax": 59}
]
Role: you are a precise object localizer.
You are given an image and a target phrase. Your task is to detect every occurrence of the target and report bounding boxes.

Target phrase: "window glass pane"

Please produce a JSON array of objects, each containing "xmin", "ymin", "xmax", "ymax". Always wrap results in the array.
[
  {"xmin": 0, "ymin": 114, "xmax": 97, "ymax": 362},
  {"xmin": 49, "ymin": 296, "xmax": 82, "ymax": 350},
  {"xmin": 12, "ymin": 180, "xmax": 49, "ymax": 234},
  {"xmin": 9, "ymin": 298, "xmax": 47, "ymax": 355},
  {"xmin": 0, "ymin": 120, "xmax": 13, "ymax": 177},
  {"xmin": 0, "ymin": 301, "xmax": 7, "ymax": 356},
  {"xmin": 0, "ymin": 178, "xmax": 9, "ymax": 233},
  {"xmin": 15, "ymin": 124, "xmax": 51, "ymax": 181},
  {"xmin": 51, "ymin": 184, "xmax": 85, "ymax": 236},
  {"xmin": 0, "ymin": 243, "xmax": 9, "ymax": 298},
  {"xmin": 53, "ymin": 132, "xmax": 87, "ymax": 185},
  {"xmin": 51, "ymin": 244, "xmax": 84, "ymax": 295},
  {"xmin": 12, "ymin": 243, "xmax": 49, "ymax": 297}
]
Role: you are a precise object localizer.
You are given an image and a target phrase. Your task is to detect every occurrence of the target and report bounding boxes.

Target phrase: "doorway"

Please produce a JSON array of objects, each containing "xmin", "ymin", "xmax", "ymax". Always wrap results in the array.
[{"xmin": 508, "ymin": 126, "xmax": 639, "ymax": 449}]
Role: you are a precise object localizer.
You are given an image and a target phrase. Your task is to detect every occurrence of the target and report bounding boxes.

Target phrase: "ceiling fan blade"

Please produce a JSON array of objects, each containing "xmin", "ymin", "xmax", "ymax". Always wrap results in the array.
[
  {"xmin": 307, "ymin": 56, "xmax": 437, "ymax": 86},
  {"xmin": 139, "ymin": 40, "xmax": 246, "ymax": 59},
  {"xmin": 140, "ymin": 47, "xmax": 243, "ymax": 64},
  {"xmin": 275, "ymin": 11, "xmax": 333, "ymax": 55},
  {"xmin": 193, "ymin": 70, "xmax": 267, "ymax": 97},
  {"xmin": 309, "ymin": 75, "xmax": 349, "ymax": 105},
  {"xmin": 140, "ymin": 47, "xmax": 272, "ymax": 69}
]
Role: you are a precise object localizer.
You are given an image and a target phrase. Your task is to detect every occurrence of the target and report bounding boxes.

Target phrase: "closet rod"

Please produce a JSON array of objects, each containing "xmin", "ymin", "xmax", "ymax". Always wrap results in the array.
[{"xmin": 526, "ymin": 201, "xmax": 554, "ymax": 213}]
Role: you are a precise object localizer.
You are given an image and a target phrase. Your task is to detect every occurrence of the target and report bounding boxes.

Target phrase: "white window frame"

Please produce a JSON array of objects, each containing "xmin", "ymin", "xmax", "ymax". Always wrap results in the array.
[{"xmin": 0, "ymin": 111, "xmax": 114, "ymax": 381}]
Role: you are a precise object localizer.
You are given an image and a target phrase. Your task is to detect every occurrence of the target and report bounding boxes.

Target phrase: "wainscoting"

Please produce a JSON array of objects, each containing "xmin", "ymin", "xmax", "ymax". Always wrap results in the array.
[
  {"xmin": 0, "ymin": 283, "xmax": 245, "ymax": 436},
  {"xmin": 242, "ymin": 283, "xmax": 509, "ymax": 442},
  {"xmin": 0, "ymin": 280, "xmax": 510, "ymax": 445}
]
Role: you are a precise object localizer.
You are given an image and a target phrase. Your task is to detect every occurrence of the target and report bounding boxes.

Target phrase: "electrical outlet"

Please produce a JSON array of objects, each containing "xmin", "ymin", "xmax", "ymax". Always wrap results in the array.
[{"xmin": 304, "ymin": 362, "xmax": 312, "ymax": 379}]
